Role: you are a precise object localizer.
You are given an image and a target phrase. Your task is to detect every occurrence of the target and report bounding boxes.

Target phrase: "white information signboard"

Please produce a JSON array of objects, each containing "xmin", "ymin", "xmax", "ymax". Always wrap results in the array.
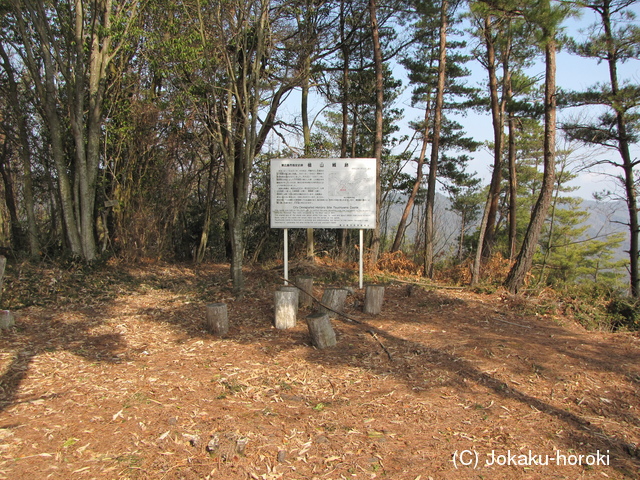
[{"xmin": 270, "ymin": 158, "xmax": 376, "ymax": 229}]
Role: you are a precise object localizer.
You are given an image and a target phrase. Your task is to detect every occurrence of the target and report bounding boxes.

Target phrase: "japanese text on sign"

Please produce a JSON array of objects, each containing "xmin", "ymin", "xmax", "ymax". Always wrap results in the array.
[{"xmin": 270, "ymin": 158, "xmax": 376, "ymax": 229}]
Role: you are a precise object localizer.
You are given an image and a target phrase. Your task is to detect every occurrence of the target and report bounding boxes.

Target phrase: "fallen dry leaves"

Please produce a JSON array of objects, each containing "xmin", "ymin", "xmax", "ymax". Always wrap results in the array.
[{"xmin": 0, "ymin": 261, "xmax": 638, "ymax": 479}]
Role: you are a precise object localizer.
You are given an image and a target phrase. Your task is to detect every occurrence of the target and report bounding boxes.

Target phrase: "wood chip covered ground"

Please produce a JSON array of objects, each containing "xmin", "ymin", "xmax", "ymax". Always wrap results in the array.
[{"xmin": 0, "ymin": 261, "xmax": 638, "ymax": 479}]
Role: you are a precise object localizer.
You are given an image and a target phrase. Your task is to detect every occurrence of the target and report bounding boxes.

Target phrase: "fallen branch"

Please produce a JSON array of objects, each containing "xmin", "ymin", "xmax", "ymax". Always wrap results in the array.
[{"xmin": 367, "ymin": 329, "xmax": 393, "ymax": 361}]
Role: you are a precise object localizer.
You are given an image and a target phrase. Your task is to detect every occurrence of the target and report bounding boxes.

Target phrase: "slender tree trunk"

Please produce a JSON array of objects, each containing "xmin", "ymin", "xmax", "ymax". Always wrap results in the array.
[
  {"xmin": 622, "ymin": 148, "xmax": 639, "ymax": 297},
  {"xmin": 471, "ymin": 193, "xmax": 492, "ymax": 285},
  {"xmin": 390, "ymin": 158, "xmax": 424, "ymax": 253},
  {"xmin": 70, "ymin": 0, "xmax": 92, "ymax": 260},
  {"xmin": 507, "ymin": 109, "xmax": 518, "ymax": 260},
  {"xmin": 0, "ymin": 44, "xmax": 39, "ymax": 257},
  {"xmin": 216, "ymin": 0, "xmax": 274, "ymax": 294},
  {"xmin": 350, "ymin": 103, "xmax": 359, "ymax": 158},
  {"xmin": 224, "ymin": 99, "xmax": 254, "ymax": 292},
  {"xmin": 196, "ymin": 141, "xmax": 222, "ymax": 263},
  {"xmin": 336, "ymin": 3, "xmax": 351, "ymax": 261},
  {"xmin": 538, "ymin": 162, "xmax": 565, "ymax": 283},
  {"xmin": 0, "ymin": 142, "xmax": 24, "ymax": 249},
  {"xmin": 504, "ymin": 37, "xmax": 517, "ymax": 262},
  {"xmin": 600, "ymin": 1, "xmax": 639, "ymax": 296},
  {"xmin": 12, "ymin": 0, "xmax": 139, "ymax": 261},
  {"xmin": 424, "ymin": 0, "xmax": 448, "ymax": 278},
  {"xmin": 472, "ymin": 15, "xmax": 502, "ymax": 281},
  {"xmin": 16, "ymin": 4, "xmax": 83, "ymax": 256},
  {"xmin": 48, "ymin": 99, "xmax": 83, "ymax": 256},
  {"xmin": 225, "ymin": 128, "xmax": 252, "ymax": 294},
  {"xmin": 67, "ymin": 0, "xmax": 116, "ymax": 261},
  {"xmin": 73, "ymin": 0, "xmax": 114, "ymax": 262},
  {"xmin": 301, "ymin": 53, "xmax": 315, "ymax": 261},
  {"xmin": 481, "ymin": 15, "xmax": 504, "ymax": 259},
  {"xmin": 197, "ymin": 176, "xmax": 214, "ymax": 264},
  {"xmin": 390, "ymin": 98, "xmax": 432, "ymax": 253},
  {"xmin": 457, "ymin": 213, "xmax": 467, "ymax": 262},
  {"xmin": 228, "ymin": 211, "xmax": 246, "ymax": 293},
  {"xmin": 505, "ymin": 35, "xmax": 557, "ymax": 293},
  {"xmin": 368, "ymin": 0, "xmax": 383, "ymax": 264},
  {"xmin": 340, "ymin": 0, "xmax": 350, "ymax": 162}
]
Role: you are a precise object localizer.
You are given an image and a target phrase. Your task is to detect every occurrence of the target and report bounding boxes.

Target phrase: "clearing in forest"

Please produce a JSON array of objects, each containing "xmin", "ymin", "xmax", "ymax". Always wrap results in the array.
[{"xmin": 0, "ymin": 261, "xmax": 638, "ymax": 479}]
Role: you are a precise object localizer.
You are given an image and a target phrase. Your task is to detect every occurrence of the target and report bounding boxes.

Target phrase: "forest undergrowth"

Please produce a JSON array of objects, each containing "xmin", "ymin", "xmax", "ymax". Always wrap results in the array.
[{"xmin": 3, "ymin": 254, "xmax": 638, "ymax": 332}]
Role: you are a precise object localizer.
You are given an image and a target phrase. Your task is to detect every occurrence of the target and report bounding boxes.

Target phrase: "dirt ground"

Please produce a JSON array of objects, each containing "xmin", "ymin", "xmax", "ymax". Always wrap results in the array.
[{"xmin": 0, "ymin": 261, "xmax": 638, "ymax": 480}]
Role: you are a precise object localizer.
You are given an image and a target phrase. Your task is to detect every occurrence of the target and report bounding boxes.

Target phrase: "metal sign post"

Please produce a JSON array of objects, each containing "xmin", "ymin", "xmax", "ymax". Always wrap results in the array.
[
  {"xmin": 284, "ymin": 228, "xmax": 288, "ymax": 284},
  {"xmin": 359, "ymin": 229, "xmax": 364, "ymax": 289}
]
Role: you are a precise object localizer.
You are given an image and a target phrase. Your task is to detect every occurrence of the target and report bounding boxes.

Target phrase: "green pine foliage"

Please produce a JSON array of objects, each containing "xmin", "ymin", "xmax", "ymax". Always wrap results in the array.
[{"xmin": 534, "ymin": 197, "xmax": 626, "ymax": 286}]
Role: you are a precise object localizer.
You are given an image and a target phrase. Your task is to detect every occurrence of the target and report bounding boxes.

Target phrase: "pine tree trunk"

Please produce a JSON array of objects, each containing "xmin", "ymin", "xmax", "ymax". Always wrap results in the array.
[
  {"xmin": 457, "ymin": 213, "xmax": 466, "ymax": 262},
  {"xmin": 368, "ymin": 0, "xmax": 383, "ymax": 264},
  {"xmin": 508, "ymin": 110, "xmax": 518, "ymax": 261},
  {"xmin": 424, "ymin": 0, "xmax": 448, "ymax": 278},
  {"xmin": 301, "ymin": 53, "xmax": 315, "ymax": 262},
  {"xmin": 481, "ymin": 15, "xmax": 504, "ymax": 260},
  {"xmin": 391, "ymin": 97, "xmax": 431, "ymax": 253},
  {"xmin": 505, "ymin": 35, "xmax": 557, "ymax": 293},
  {"xmin": 338, "ymin": 3, "xmax": 351, "ymax": 263},
  {"xmin": 471, "ymin": 194, "xmax": 492, "ymax": 285},
  {"xmin": 600, "ymin": 1, "xmax": 639, "ymax": 297},
  {"xmin": 505, "ymin": 45, "xmax": 517, "ymax": 262}
]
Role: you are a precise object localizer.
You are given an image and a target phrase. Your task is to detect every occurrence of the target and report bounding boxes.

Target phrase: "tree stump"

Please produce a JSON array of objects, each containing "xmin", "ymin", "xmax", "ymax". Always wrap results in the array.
[
  {"xmin": 274, "ymin": 290, "xmax": 297, "ymax": 329},
  {"xmin": 319, "ymin": 288, "xmax": 348, "ymax": 318},
  {"xmin": 277, "ymin": 285, "xmax": 299, "ymax": 312},
  {"xmin": 205, "ymin": 303, "xmax": 229, "ymax": 336},
  {"xmin": 306, "ymin": 311, "xmax": 336, "ymax": 349},
  {"xmin": 364, "ymin": 284, "xmax": 385, "ymax": 315},
  {"xmin": 295, "ymin": 276, "xmax": 314, "ymax": 308},
  {"xmin": 0, "ymin": 310, "xmax": 14, "ymax": 329}
]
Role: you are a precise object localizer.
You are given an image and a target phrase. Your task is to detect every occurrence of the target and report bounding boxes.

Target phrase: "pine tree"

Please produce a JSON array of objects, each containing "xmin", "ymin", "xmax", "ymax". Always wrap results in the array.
[
  {"xmin": 395, "ymin": 0, "xmax": 478, "ymax": 274},
  {"xmin": 468, "ymin": 0, "xmax": 540, "ymax": 282},
  {"xmin": 504, "ymin": 0, "xmax": 572, "ymax": 293},
  {"xmin": 562, "ymin": 0, "xmax": 640, "ymax": 296}
]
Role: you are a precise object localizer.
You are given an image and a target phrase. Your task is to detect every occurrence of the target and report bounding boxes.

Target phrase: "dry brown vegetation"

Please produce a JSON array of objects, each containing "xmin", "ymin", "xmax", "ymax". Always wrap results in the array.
[{"xmin": 0, "ymin": 260, "xmax": 638, "ymax": 479}]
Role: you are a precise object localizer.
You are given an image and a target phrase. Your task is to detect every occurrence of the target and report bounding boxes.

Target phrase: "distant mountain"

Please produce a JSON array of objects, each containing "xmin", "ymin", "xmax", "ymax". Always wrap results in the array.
[
  {"xmin": 382, "ymin": 193, "xmax": 630, "ymax": 262},
  {"xmin": 581, "ymin": 199, "xmax": 629, "ymax": 262},
  {"xmin": 581, "ymin": 199, "xmax": 628, "ymax": 236},
  {"xmin": 381, "ymin": 192, "xmax": 459, "ymax": 256}
]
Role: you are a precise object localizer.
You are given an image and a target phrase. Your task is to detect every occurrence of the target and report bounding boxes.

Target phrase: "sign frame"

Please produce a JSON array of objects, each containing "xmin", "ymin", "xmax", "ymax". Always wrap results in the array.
[
  {"xmin": 270, "ymin": 158, "xmax": 376, "ymax": 230},
  {"xmin": 270, "ymin": 158, "xmax": 378, "ymax": 289}
]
